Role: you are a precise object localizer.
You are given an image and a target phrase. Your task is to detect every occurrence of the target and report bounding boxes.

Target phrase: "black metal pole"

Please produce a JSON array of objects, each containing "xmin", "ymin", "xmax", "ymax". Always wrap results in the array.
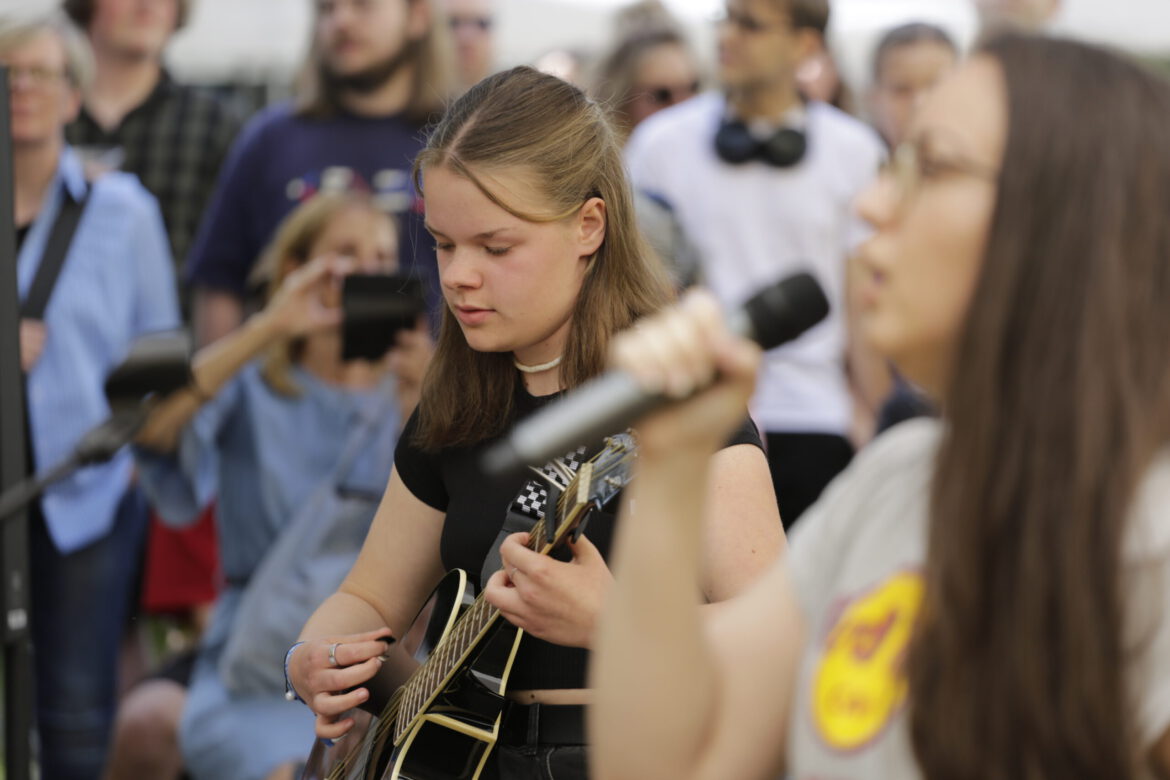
[{"xmin": 0, "ymin": 66, "xmax": 35, "ymax": 780}]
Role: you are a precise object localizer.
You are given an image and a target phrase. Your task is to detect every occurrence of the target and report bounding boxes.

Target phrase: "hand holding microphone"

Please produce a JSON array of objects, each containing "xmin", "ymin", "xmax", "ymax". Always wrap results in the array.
[
  {"xmin": 482, "ymin": 272, "xmax": 830, "ymax": 475},
  {"xmin": 607, "ymin": 289, "xmax": 763, "ymax": 458}
]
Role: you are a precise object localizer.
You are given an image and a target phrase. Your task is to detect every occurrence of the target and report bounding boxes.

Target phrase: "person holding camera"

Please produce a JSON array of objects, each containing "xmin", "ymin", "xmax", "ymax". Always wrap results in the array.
[{"xmin": 117, "ymin": 192, "xmax": 431, "ymax": 780}]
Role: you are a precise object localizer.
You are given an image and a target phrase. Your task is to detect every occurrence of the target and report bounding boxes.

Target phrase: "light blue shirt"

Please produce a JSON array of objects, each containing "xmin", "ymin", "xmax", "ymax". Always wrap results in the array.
[
  {"xmin": 20, "ymin": 146, "xmax": 179, "ymax": 553},
  {"xmin": 135, "ymin": 363, "xmax": 401, "ymax": 584},
  {"xmin": 135, "ymin": 363, "xmax": 401, "ymax": 780}
]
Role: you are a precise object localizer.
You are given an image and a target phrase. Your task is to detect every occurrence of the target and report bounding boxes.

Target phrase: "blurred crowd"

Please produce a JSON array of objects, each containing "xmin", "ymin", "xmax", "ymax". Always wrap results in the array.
[{"xmin": 2, "ymin": 0, "xmax": 1136, "ymax": 779}]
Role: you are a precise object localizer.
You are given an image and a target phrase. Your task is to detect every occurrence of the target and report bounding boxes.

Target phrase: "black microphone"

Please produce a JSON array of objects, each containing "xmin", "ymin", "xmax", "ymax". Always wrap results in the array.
[
  {"xmin": 0, "ymin": 330, "xmax": 193, "ymax": 522},
  {"xmin": 481, "ymin": 272, "xmax": 830, "ymax": 476}
]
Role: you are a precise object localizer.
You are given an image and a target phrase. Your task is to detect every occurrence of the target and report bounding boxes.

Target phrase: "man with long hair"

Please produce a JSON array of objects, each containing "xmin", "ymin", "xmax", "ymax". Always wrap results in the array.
[{"xmin": 185, "ymin": 0, "xmax": 455, "ymax": 345}]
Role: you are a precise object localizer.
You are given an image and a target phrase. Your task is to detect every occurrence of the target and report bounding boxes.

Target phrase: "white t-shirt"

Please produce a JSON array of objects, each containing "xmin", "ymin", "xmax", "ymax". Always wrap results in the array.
[
  {"xmin": 625, "ymin": 93, "xmax": 884, "ymax": 436},
  {"xmin": 786, "ymin": 419, "xmax": 1170, "ymax": 779}
]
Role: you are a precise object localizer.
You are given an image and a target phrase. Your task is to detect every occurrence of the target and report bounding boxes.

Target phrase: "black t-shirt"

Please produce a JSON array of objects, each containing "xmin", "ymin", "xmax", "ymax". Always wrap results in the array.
[{"xmin": 394, "ymin": 381, "xmax": 763, "ymax": 690}]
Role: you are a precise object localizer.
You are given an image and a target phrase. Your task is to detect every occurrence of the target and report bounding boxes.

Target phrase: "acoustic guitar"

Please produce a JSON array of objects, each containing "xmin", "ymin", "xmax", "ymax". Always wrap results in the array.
[{"xmin": 301, "ymin": 433, "xmax": 636, "ymax": 780}]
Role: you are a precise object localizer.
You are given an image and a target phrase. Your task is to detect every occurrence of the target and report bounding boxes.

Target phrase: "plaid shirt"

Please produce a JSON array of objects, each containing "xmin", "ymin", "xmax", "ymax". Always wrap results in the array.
[{"xmin": 66, "ymin": 71, "xmax": 243, "ymax": 280}]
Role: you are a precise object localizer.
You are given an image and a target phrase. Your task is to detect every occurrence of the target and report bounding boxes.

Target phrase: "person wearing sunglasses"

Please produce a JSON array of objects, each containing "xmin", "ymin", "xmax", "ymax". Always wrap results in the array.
[
  {"xmin": 625, "ymin": 0, "xmax": 884, "ymax": 529},
  {"xmin": 592, "ymin": 23, "xmax": 702, "ymax": 144}
]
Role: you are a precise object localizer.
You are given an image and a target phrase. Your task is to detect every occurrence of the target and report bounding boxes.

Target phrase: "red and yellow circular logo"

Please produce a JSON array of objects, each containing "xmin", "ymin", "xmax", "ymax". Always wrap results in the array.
[{"xmin": 811, "ymin": 570, "xmax": 924, "ymax": 751}]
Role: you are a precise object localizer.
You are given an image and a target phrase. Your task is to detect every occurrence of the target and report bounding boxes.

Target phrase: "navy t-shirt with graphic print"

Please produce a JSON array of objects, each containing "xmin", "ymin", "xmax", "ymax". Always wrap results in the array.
[
  {"xmin": 394, "ymin": 380, "xmax": 764, "ymax": 691},
  {"xmin": 184, "ymin": 102, "xmax": 438, "ymax": 309}
]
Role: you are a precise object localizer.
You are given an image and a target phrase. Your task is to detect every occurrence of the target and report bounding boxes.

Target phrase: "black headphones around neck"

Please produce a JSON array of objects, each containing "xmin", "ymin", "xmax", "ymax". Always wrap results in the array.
[{"xmin": 714, "ymin": 119, "xmax": 807, "ymax": 168}]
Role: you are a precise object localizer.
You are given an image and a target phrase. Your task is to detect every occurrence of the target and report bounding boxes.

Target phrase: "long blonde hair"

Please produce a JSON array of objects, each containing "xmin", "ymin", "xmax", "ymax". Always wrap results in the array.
[
  {"xmin": 413, "ymin": 66, "xmax": 675, "ymax": 450},
  {"xmin": 251, "ymin": 193, "xmax": 397, "ymax": 397}
]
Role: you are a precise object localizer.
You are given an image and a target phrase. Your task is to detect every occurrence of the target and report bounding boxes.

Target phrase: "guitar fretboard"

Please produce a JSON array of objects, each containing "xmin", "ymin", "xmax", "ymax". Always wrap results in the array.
[
  {"xmin": 391, "ymin": 463, "xmax": 592, "ymax": 743},
  {"xmin": 325, "ymin": 436, "xmax": 634, "ymax": 779}
]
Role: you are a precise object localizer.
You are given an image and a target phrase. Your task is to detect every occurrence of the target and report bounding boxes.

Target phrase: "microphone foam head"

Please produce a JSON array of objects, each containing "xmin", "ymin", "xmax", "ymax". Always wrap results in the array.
[{"xmin": 743, "ymin": 272, "xmax": 830, "ymax": 351}]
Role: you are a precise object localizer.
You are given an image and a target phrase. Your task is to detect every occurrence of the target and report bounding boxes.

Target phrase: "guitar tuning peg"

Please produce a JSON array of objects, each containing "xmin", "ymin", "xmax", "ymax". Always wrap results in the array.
[{"xmin": 607, "ymin": 431, "xmax": 634, "ymax": 449}]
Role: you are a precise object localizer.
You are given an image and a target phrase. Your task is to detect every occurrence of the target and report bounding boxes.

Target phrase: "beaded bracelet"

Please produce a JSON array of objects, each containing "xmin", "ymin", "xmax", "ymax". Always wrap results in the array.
[{"xmin": 284, "ymin": 641, "xmax": 306, "ymax": 704}]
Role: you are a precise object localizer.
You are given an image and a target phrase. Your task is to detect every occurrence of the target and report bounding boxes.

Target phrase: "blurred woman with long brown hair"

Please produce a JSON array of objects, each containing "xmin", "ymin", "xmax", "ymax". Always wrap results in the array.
[{"xmin": 593, "ymin": 33, "xmax": 1170, "ymax": 780}]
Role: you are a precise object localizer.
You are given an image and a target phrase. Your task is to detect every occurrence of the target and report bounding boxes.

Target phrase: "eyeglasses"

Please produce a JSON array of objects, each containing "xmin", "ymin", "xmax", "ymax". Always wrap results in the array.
[
  {"xmin": 448, "ymin": 15, "xmax": 492, "ymax": 32},
  {"xmin": 638, "ymin": 80, "xmax": 700, "ymax": 107},
  {"xmin": 714, "ymin": 7, "xmax": 790, "ymax": 34},
  {"xmin": 4, "ymin": 65, "xmax": 69, "ymax": 89},
  {"xmin": 881, "ymin": 140, "xmax": 998, "ymax": 212}
]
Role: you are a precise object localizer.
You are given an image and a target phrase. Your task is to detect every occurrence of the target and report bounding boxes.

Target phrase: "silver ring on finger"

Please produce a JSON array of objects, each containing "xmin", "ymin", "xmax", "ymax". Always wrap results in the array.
[{"xmin": 328, "ymin": 642, "xmax": 341, "ymax": 667}]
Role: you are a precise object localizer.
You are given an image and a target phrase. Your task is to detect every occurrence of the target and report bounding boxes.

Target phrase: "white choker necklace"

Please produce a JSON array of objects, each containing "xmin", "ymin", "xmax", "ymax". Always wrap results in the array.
[{"xmin": 513, "ymin": 355, "xmax": 563, "ymax": 373}]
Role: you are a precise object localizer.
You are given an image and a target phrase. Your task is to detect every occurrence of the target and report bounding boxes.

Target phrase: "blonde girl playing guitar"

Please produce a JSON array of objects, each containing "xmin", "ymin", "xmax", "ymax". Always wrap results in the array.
[{"xmin": 287, "ymin": 66, "xmax": 785, "ymax": 779}]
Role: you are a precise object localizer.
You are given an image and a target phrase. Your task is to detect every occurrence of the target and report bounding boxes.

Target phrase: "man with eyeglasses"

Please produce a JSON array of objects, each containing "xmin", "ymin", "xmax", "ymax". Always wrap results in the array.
[
  {"xmin": 442, "ymin": 0, "xmax": 494, "ymax": 91},
  {"xmin": 625, "ymin": 0, "xmax": 883, "ymax": 530},
  {"xmin": 185, "ymin": 0, "xmax": 456, "ymax": 347}
]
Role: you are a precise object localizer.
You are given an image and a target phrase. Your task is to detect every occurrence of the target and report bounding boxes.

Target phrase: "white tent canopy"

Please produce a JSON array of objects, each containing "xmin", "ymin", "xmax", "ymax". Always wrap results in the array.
[{"xmin": 10, "ymin": 0, "xmax": 1169, "ymax": 85}]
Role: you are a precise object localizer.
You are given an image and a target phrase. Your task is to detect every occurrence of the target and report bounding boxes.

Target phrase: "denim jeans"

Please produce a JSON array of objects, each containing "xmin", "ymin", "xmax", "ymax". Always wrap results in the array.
[
  {"xmin": 493, "ymin": 744, "xmax": 589, "ymax": 780},
  {"xmin": 30, "ymin": 486, "xmax": 148, "ymax": 779}
]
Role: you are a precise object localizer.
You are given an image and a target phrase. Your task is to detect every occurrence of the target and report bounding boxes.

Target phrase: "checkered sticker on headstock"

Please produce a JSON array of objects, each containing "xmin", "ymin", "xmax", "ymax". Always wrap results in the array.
[{"xmin": 509, "ymin": 445, "xmax": 589, "ymax": 521}]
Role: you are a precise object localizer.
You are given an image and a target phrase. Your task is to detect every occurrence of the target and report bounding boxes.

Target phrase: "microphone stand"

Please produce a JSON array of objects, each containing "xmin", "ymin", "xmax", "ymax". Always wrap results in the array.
[
  {"xmin": 0, "ymin": 322, "xmax": 188, "ymax": 780},
  {"xmin": 0, "ymin": 408, "xmax": 149, "ymax": 524},
  {"xmin": 0, "ymin": 66, "xmax": 34, "ymax": 780}
]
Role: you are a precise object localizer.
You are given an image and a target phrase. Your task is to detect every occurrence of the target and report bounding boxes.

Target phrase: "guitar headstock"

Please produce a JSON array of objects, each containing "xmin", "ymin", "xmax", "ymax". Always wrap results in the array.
[{"xmin": 531, "ymin": 433, "xmax": 637, "ymax": 552}]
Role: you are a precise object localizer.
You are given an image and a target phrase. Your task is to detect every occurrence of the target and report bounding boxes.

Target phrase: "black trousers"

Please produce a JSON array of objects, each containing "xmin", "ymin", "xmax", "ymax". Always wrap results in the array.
[
  {"xmin": 764, "ymin": 431, "xmax": 854, "ymax": 530},
  {"xmin": 492, "ymin": 745, "xmax": 588, "ymax": 780},
  {"xmin": 486, "ymin": 702, "xmax": 589, "ymax": 780}
]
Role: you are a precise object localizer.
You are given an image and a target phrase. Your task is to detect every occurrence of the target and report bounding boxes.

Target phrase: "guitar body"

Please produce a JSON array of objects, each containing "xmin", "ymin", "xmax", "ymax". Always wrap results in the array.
[
  {"xmin": 303, "ymin": 436, "xmax": 637, "ymax": 780},
  {"xmin": 301, "ymin": 570, "xmax": 523, "ymax": 780},
  {"xmin": 383, "ymin": 619, "xmax": 521, "ymax": 780}
]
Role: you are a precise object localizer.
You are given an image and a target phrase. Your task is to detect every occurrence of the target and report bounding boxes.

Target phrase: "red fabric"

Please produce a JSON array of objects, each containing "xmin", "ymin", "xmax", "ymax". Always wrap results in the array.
[{"xmin": 141, "ymin": 504, "xmax": 220, "ymax": 613}]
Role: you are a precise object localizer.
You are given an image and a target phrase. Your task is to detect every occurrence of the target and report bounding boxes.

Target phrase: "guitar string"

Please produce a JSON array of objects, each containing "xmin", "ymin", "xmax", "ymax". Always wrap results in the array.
[
  {"xmin": 395, "ymin": 590, "xmax": 497, "ymax": 741},
  {"xmin": 337, "ymin": 499, "xmax": 616, "ymax": 776},
  {"xmin": 328, "ymin": 686, "xmax": 406, "ymax": 779},
  {"xmin": 405, "ymin": 500, "xmax": 554, "ymax": 713},
  {"xmin": 389, "ymin": 502, "xmax": 558, "ymax": 744}
]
